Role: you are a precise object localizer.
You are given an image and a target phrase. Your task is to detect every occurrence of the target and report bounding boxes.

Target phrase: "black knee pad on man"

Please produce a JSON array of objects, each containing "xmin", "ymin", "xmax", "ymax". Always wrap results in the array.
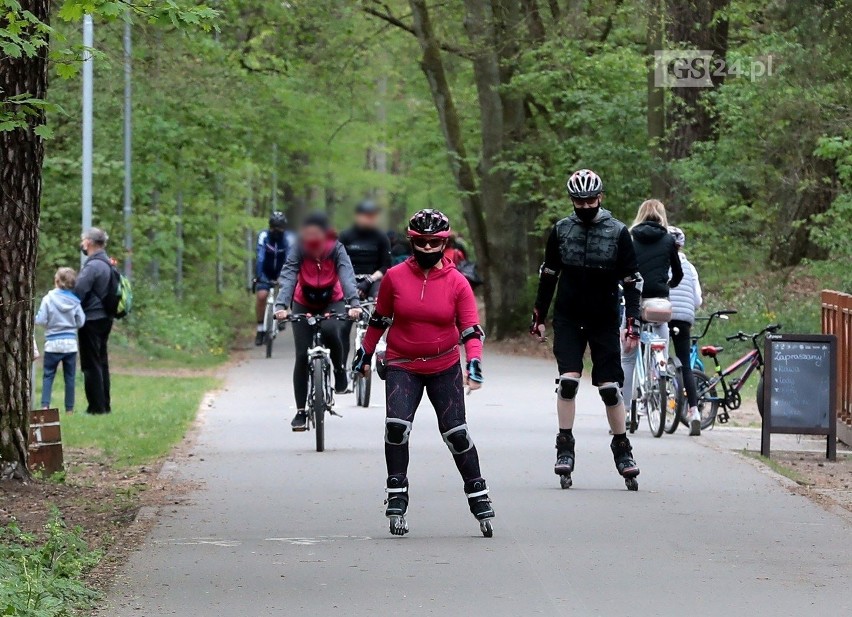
[
  {"xmin": 598, "ymin": 383, "xmax": 622, "ymax": 407},
  {"xmin": 557, "ymin": 376, "xmax": 580, "ymax": 401}
]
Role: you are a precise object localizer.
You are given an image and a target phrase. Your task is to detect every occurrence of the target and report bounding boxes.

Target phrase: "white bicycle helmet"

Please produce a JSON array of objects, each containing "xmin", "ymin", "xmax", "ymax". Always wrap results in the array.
[
  {"xmin": 668, "ymin": 225, "xmax": 686, "ymax": 248},
  {"xmin": 566, "ymin": 169, "xmax": 603, "ymax": 200}
]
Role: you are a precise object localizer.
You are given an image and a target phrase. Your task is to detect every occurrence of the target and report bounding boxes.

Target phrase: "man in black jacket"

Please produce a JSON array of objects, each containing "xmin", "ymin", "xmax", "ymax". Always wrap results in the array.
[
  {"xmin": 339, "ymin": 200, "xmax": 391, "ymax": 368},
  {"xmin": 74, "ymin": 228, "xmax": 114, "ymax": 414},
  {"xmin": 530, "ymin": 169, "xmax": 644, "ymax": 490}
]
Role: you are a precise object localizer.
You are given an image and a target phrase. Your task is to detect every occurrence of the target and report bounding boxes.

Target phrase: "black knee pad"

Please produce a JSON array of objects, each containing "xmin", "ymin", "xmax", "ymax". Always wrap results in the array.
[
  {"xmin": 598, "ymin": 383, "xmax": 622, "ymax": 407},
  {"xmin": 385, "ymin": 419, "xmax": 412, "ymax": 445},
  {"xmin": 557, "ymin": 376, "xmax": 580, "ymax": 401},
  {"xmin": 442, "ymin": 424, "xmax": 474, "ymax": 455}
]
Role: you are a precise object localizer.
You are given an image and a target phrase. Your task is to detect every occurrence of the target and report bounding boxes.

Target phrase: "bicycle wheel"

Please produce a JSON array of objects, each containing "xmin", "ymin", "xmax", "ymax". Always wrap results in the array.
[
  {"xmin": 756, "ymin": 374, "xmax": 765, "ymax": 419},
  {"xmin": 693, "ymin": 370, "xmax": 719, "ymax": 430},
  {"xmin": 664, "ymin": 362, "xmax": 682, "ymax": 434},
  {"xmin": 647, "ymin": 376, "xmax": 667, "ymax": 438},
  {"xmin": 264, "ymin": 304, "xmax": 275, "ymax": 359},
  {"xmin": 311, "ymin": 358, "xmax": 326, "ymax": 452},
  {"xmin": 355, "ymin": 371, "xmax": 371, "ymax": 407}
]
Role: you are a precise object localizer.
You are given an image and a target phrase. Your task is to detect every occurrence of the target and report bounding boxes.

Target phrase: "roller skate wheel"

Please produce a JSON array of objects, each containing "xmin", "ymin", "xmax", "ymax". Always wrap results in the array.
[
  {"xmin": 479, "ymin": 519, "xmax": 493, "ymax": 538},
  {"xmin": 388, "ymin": 515, "xmax": 409, "ymax": 536},
  {"xmin": 559, "ymin": 474, "xmax": 573, "ymax": 490},
  {"xmin": 625, "ymin": 477, "xmax": 639, "ymax": 491}
]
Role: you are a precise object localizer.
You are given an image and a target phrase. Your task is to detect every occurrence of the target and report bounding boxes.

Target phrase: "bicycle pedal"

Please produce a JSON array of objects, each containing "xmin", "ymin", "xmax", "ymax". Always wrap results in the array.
[
  {"xmin": 329, "ymin": 410, "xmax": 343, "ymax": 418},
  {"xmin": 718, "ymin": 413, "xmax": 729, "ymax": 424}
]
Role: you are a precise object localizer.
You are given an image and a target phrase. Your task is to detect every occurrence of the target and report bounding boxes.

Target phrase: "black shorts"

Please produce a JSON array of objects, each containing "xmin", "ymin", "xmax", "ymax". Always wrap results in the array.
[{"xmin": 552, "ymin": 318, "xmax": 623, "ymax": 386}]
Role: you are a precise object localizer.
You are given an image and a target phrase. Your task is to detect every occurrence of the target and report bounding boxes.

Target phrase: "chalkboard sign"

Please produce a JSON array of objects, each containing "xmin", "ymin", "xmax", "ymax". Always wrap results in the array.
[{"xmin": 762, "ymin": 334, "xmax": 836, "ymax": 460}]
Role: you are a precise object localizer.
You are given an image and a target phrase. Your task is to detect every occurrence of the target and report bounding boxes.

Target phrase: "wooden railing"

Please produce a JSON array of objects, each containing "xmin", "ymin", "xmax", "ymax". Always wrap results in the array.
[{"xmin": 821, "ymin": 290, "xmax": 852, "ymax": 445}]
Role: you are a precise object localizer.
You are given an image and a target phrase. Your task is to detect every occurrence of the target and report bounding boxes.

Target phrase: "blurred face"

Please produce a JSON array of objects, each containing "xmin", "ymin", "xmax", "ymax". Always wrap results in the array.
[
  {"xmin": 355, "ymin": 211, "xmax": 379, "ymax": 229},
  {"xmin": 300, "ymin": 225, "xmax": 326, "ymax": 254}
]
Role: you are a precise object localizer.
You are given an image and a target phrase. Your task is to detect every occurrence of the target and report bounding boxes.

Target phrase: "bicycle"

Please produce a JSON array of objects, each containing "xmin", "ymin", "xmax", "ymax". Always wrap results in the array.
[
  {"xmin": 284, "ymin": 312, "xmax": 352, "ymax": 452},
  {"xmin": 627, "ymin": 321, "xmax": 675, "ymax": 438},
  {"xmin": 351, "ymin": 301, "xmax": 375, "ymax": 407},
  {"xmin": 262, "ymin": 281, "xmax": 285, "ymax": 359},
  {"xmin": 694, "ymin": 323, "xmax": 782, "ymax": 428}
]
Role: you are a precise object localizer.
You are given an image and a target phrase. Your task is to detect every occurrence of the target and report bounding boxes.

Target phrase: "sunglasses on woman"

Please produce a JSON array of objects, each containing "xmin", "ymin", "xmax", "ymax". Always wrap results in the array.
[{"xmin": 411, "ymin": 236, "xmax": 445, "ymax": 250}]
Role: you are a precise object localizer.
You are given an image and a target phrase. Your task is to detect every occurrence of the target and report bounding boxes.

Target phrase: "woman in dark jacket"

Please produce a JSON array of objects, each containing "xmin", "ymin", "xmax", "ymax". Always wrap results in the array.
[
  {"xmin": 275, "ymin": 213, "xmax": 362, "ymax": 431},
  {"xmin": 621, "ymin": 199, "xmax": 683, "ymax": 412}
]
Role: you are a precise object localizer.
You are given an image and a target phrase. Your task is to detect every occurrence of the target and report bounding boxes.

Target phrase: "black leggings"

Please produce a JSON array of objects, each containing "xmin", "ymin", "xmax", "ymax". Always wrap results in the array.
[
  {"xmin": 291, "ymin": 300, "xmax": 346, "ymax": 410},
  {"xmin": 385, "ymin": 364, "xmax": 484, "ymax": 493},
  {"xmin": 670, "ymin": 320, "xmax": 698, "ymax": 407}
]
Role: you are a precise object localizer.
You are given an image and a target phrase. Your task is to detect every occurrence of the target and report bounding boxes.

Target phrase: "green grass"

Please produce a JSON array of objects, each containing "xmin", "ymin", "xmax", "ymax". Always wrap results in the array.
[{"xmin": 53, "ymin": 374, "xmax": 218, "ymax": 467}]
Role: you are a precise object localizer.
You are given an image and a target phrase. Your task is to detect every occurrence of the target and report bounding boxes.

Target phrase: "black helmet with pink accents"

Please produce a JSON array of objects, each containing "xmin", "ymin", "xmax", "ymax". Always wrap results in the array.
[{"xmin": 407, "ymin": 209, "xmax": 451, "ymax": 238}]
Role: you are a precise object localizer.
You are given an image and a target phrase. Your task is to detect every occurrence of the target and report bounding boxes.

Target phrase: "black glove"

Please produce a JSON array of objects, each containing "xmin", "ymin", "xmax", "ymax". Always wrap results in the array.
[
  {"xmin": 625, "ymin": 316, "xmax": 641, "ymax": 339},
  {"xmin": 466, "ymin": 358, "xmax": 483, "ymax": 383},
  {"xmin": 356, "ymin": 277, "xmax": 373, "ymax": 295},
  {"xmin": 352, "ymin": 347, "xmax": 373, "ymax": 375},
  {"xmin": 251, "ymin": 278, "xmax": 258, "ymax": 294},
  {"xmin": 529, "ymin": 308, "xmax": 545, "ymax": 338}
]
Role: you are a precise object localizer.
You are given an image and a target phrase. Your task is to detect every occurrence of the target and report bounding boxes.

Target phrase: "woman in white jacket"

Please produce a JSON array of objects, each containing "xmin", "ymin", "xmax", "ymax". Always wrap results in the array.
[{"xmin": 667, "ymin": 227, "xmax": 703, "ymax": 436}]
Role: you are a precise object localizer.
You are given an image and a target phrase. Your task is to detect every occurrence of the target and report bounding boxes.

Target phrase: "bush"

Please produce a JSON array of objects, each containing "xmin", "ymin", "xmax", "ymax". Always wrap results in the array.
[{"xmin": 0, "ymin": 510, "xmax": 101, "ymax": 616}]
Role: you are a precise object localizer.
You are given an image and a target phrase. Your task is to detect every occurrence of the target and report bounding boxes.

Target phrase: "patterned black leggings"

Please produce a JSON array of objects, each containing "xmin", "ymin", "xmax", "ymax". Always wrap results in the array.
[{"xmin": 384, "ymin": 364, "xmax": 484, "ymax": 493}]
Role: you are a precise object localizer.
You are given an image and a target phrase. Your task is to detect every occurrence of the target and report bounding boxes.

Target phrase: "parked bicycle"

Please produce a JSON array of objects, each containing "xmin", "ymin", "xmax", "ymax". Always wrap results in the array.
[
  {"xmin": 284, "ymin": 312, "xmax": 352, "ymax": 452},
  {"xmin": 628, "ymin": 322, "xmax": 676, "ymax": 438},
  {"xmin": 693, "ymin": 323, "xmax": 782, "ymax": 428}
]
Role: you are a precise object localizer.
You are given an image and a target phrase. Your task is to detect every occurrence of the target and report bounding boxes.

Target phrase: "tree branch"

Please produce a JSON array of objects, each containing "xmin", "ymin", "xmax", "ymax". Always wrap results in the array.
[{"xmin": 362, "ymin": 5, "xmax": 472, "ymax": 59}]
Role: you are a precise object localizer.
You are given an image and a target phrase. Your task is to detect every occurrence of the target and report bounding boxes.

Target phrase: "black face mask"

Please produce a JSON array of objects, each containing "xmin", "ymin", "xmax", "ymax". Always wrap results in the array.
[
  {"xmin": 574, "ymin": 206, "xmax": 600, "ymax": 224},
  {"xmin": 269, "ymin": 230, "xmax": 284, "ymax": 241},
  {"xmin": 413, "ymin": 248, "xmax": 443, "ymax": 270},
  {"xmin": 80, "ymin": 245, "xmax": 88, "ymax": 256}
]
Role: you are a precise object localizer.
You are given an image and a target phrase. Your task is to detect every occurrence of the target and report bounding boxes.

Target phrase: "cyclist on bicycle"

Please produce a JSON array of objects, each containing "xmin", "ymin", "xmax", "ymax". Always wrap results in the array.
[
  {"xmin": 621, "ymin": 199, "xmax": 683, "ymax": 422},
  {"xmin": 351, "ymin": 209, "xmax": 494, "ymax": 536},
  {"xmin": 253, "ymin": 211, "xmax": 292, "ymax": 346},
  {"xmin": 274, "ymin": 212, "xmax": 362, "ymax": 431},
  {"xmin": 530, "ymin": 169, "xmax": 644, "ymax": 488},
  {"xmin": 339, "ymin": 199, "xmax": 392, "ymax": 368},
  {"xmin": 667, "ymin": 226, "xmax": 703, "ymax": 435}
]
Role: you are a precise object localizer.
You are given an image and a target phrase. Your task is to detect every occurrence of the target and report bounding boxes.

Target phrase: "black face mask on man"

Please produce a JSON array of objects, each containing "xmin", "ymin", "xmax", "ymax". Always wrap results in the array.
[
  {"xmin": 80, "ymin": 245, "xmax": 88, "ymax": 256},
  {"xmin": 574, "ymin": 205, "xmax": 600, "ymax": 224},
  {"xmin": 413, "ymin": 248, "xmax": 443, "ymax": 269}
]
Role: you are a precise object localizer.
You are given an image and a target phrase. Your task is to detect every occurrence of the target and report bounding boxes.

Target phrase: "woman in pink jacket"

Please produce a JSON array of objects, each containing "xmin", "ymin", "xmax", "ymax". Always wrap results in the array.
[{"xmin": 352, "ymin": 209, "xmax": 494, "ymax": 538}]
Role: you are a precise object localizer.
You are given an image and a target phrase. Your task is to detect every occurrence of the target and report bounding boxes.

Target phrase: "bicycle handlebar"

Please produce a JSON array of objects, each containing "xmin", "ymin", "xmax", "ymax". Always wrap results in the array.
[
  {"xmin": 725, "ymin": 323, "xmax": 783, "ymax": 343},
  {"xmin": 284, "ymin": 313, "xmax": 353, "ymax": 324},
  {"xmin": 694, "ymin": 308, "xmax": 738, "ymax": 341}
]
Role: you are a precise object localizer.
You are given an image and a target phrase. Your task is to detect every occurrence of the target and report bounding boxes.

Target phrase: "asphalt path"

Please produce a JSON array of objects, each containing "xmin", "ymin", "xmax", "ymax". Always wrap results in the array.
[{"xmin": 106, "ymin": 331, "xmax": 851, "ymax": 616}]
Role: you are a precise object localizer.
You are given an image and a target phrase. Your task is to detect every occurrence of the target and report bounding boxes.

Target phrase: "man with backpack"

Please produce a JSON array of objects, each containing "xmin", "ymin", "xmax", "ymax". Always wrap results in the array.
[{"xmin": 74, "ymin": 228, "xmax": 117, "ymax": 414}]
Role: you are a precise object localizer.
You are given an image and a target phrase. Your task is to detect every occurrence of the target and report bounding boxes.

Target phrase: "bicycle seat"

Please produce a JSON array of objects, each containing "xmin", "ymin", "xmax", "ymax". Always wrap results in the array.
[{"xmin": 700, "ymin": 345, "xmax": 724, "ymax": 358}]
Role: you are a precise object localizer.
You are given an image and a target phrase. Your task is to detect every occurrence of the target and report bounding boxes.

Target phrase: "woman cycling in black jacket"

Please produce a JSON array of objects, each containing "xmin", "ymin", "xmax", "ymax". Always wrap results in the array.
[{"xmin": 621, "ymin": 199, "xmax": 683, "ymax": 413}]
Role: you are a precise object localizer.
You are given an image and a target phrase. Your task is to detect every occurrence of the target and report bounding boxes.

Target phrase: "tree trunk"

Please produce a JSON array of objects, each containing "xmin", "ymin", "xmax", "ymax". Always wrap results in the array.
[
  {"xmin": 463, "ymin": 0, "xmax": 529, "ymax": 338},
  {"xmin": 647, "ymin": 0, "xmax": 666, "ymax": 198},
  {"xmin": 408, "ymin": 0, "xmax": 491, "ymax": 282},
  {"xmin": 665, "ymin": 0, "xmax": 730, "ymax": 199},
  {"xmin": 0, "ymin": 0, "xmax": 50, "ymax": 480}
]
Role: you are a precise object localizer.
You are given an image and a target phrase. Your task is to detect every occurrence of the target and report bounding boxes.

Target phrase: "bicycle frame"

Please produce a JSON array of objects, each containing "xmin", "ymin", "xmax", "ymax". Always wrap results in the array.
[{"xmin": 631, "ymin": 324, "xmax": 669, "ymax": 421}]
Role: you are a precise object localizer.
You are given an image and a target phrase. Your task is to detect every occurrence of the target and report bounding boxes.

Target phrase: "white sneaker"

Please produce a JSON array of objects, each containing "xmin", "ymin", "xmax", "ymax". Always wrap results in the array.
[{"xmin": 688, "ymin": 409, "xmax": 701, "ymax": 436}]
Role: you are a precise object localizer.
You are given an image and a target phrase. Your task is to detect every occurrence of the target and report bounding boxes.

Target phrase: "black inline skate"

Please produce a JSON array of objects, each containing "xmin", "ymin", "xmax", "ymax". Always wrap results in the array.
[
  {"xmin": 466, "ymin": 480, "xmax": 494, "ymax": 538},
  {"xmin": 385, "ymin": 478, "xmax": 409, "ymax": 536},
  {"xmin": 610, "ymin": 436, "xmax": 640, "ymax": 491},
  {"xmin": 554, "ymin": 433, "xmax": 575, "ymax": 489}
]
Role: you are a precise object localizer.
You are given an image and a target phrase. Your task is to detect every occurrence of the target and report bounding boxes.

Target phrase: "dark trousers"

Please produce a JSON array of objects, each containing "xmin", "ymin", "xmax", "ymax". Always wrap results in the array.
[
  {"xmin": 42, "ymin": 352, "xmax": 77, "ymax": 411},
  {"xmin": 670, "ymin": 320, "xmax": 698, "ymax": 407},
  {"xmin": 384, "ymin": 364, "xmax": 484, "ymax": 493},
  {"xmin": 78, "ymin": 318, "xmax": 112, "ymax": 413},
  {"xmin": 291, "ymin": 300, "xmax": 346, "ymax": 410}
]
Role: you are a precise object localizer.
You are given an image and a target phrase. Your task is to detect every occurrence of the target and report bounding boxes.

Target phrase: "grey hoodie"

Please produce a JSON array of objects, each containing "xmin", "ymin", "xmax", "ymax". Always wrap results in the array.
[{"xmin": 35, "ymin": 289, "xmax": 86, "ymax": 344}]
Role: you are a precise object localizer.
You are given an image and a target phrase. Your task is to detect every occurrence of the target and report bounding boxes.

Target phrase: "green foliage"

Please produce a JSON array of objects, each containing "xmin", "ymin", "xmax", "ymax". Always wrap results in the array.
[{"xmin": 0, "ymin": 511, "xmax": 101, "ymax": 616}]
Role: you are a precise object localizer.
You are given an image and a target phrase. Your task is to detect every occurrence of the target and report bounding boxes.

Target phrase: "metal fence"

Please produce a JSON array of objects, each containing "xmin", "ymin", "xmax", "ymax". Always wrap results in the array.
[{"xmin": 821, "ymin": 290, "xmax": 852, "ymax": 445}]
